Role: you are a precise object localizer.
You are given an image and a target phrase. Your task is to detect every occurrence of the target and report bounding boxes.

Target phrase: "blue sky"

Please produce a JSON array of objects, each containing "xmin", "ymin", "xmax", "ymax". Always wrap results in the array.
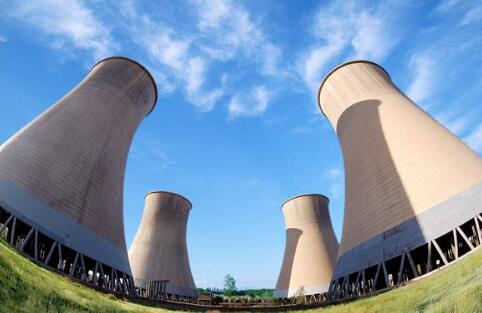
[{"xmin": 1, "ymin": 0, "xmax": 482, "ymax": 289}]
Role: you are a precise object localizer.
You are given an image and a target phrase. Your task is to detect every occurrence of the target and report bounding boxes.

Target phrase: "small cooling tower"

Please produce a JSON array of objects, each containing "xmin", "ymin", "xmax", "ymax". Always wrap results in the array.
[
  {"xmin": 0, "ymin": 57, "xmax": 157, "ymax": 294},
  {"xmin": 274, "ymin": 194, "xmax": 338, "ymax": 299},
  {"xmin": 318, "ymin": 60, "xmax": 482, "ymax": 298},
  {"xmin": 129, "ymin": 191, "xmax": 198, "ymax": 299}
]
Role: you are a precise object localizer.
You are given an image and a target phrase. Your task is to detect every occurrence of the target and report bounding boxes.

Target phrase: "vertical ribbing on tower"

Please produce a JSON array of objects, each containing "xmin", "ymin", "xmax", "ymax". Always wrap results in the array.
[
  {"xmin": 274, "ymin": 194, "xmax": 338, "ymax": 298},
  {"xmin": 129, "ymin": 191, "xmax": 198, "ymax": 298}
]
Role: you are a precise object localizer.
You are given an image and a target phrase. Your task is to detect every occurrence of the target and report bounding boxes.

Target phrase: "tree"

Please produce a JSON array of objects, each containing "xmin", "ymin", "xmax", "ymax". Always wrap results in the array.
[{"xmin": 223, "ymin": 273, "xmax": 237, "ymax": 296}]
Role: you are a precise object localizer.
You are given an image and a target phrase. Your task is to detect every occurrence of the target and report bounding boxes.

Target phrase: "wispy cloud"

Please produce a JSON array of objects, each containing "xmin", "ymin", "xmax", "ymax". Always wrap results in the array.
[
  {"xmin": 4, "ymin": 0, "xmax": 117, "ymax": 59},
  {"xmin": 351, "ymin": 11, "xmax": 395, "ymax": 60},
  {"xmin": 433, "ymin": 0, "xmax": 462, "ymax": 14},
  {"xmin": 184, "ymin": 57, "xmax": 224, "ymax": 112},
  {"xmin": 194, "ymin": 0, "xmax": 283, "ymax": 77},
  {"xmin": 461, "ymin": 4, "xmax": 482, "ymax": 26},
  {"xmin": 463, "ymin": 122, "xmax": 482, "ymax": 153},
  {"xmin": 119, "ymin": 1, "xmax": 225, "ymax": 111},
  {"xmin": 228, "ymin": 86, "xmax": 270, "ymax": 118},
  {"xmin": 2, "ymin": 0, "xmax": 284, "ymax": 117},
  {"xmin": 433, "ymin": 1, "xmax": 482, "ymax": 27},
  {"xmin": 301, "ymin": 42, "xmax": 344, "ymax": 94},
  {"xmin": 131, "ymin": 138, "xmax": 175, "ymax": 172},
  {"xmin": 0, "ymin": 35, "xmax": 6, "ymax": 43},
  {"xmin": 292, "ymin": 126, "xmax": 311, "ymax": 134},
  {"xmin": 117, "ymin": 0, "xmax": 281, "ymax": 115},
  {"xmin": 300, "ymin": 1, "xmax": 400, "ymax": 93},
  {"xmin": 324, "ymin": 167, "xmax": 344, "ymax": 200},
  {"xmin": 406, "ymin": 52, "xmax": 436, "ymax": 107}
]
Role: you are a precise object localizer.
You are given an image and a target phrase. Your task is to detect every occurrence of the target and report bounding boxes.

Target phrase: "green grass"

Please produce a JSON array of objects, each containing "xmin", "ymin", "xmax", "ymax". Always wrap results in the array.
[
  {"xmin": 304, "ymin": 249, "xmax": 482, "ymax": 313},
  {"xmin": 0, "ymin": 240, "xmax": 170, "ymax": 313},
  {"xmin": 0, "ymin": 238, "xmax": 481, "ymax": 313}
]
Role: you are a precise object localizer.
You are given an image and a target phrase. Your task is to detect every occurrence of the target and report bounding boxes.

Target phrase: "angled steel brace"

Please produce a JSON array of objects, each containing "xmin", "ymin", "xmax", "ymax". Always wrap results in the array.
[
  {"xmin": 20, "ymin": 227, "xmax": 35, "ymax": 251},
  {"xmin": 457, "ymin": 226, "xmax": 475, "ymax": 250},
  {"xmin": 405, "ymin": 249, "xmax": 419, "ymax": 277},
  {"xmin": 431, "ymin": 240, "xmax": 448, "ymax": 265},
  {"xmin": 9, "ymin": 217, "xmax": 17, "ymax": 245},
  {"xmin": 70, "ymin": 252, "xmax": 79, "ymax": 277},
  {"xmin": 397, "ymin": 252, "xmax": 406, "ymax": 285},
  {"xmin": 44, "ymin": 241, "xmax": 57, "ymax": 265}
]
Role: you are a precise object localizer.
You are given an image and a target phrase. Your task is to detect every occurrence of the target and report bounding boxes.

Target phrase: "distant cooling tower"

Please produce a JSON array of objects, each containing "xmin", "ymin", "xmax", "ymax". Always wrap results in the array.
[
  {"xmin": 274, "ymin": 194, "xmax": 338, "ymax": 299},
  {"xmin": 0, "ymin": 57, "xmax": 157, "ymax": 294},
  {"xmin": 129, "ymin": 191, "xmax": 198, "ymax": 299},
  {"xmin": 318, "ymin": 60, "xmax": 482, "ymax": 299}
]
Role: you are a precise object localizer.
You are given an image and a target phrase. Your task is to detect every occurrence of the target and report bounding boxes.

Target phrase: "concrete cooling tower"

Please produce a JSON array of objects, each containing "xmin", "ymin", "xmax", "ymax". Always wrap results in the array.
[
  {"xmin": 129, "ymin": 191, "xmax": 198, "ymax": 299},
  {"xmin": 274, "ymin": 194, "xmax": 338, "ymax": 300},
  {"xmin": 318, "ymin": 60, "xmax": 482, "ymax": 299},
  {"xmin": 0, "ymin": 57, "xmax": 157, "ymax": 295}
]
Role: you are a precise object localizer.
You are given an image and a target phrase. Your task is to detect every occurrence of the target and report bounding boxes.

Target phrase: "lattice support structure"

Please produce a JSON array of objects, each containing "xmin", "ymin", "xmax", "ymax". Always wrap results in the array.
[
  {"xmin": 328, "ymin": 212, "xmax": 482, "ymax": 300},
  {"xmin": 0, "ymin": 206, "xmax": 136, "ymax": 294}
]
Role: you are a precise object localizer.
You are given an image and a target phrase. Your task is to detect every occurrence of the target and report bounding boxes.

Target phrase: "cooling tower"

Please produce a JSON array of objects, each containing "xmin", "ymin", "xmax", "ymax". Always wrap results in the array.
[
  {"xmin": 0, "ymin": 57, "xmax": 157, "ymax": 294},
  {"xmin": 129, "ymin": 191, "xmax": 198, "ymax": 299},
  {"xmin": 318, "ymin": 60, "xmax": 482, "ymax": 298},
  {"xmin": 274, "ymin": 194, "xmax": 338, "ymax": 299}
]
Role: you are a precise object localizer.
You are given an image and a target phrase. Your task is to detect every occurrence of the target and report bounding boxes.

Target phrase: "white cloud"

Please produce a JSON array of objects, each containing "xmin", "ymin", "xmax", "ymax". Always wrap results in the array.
[
  {"xmin": 4, "ymin": 0, "xmax": 281, "ymax": 117},
  {"xmin": 186, "ymin": 57, "xmax": 206, "ymax": 95},
  {"xmin": 6, "ymin": 0, "xmax": 116, "ymax": 59},
  {"xmin": 463, "ymin": 122, "xmax": 482, "ymax": 153},
  {"xmin": 187, "ymin": 88, "xmax": 224, "ymax": 112},
  {"xmin": 194, "ymin": 0, "xmax": 283, "ymax": 76},
  {"xmin": 300, "ymin": 1, "xmax": 398, "ymax": 93},
  {"xmin": 351, "ymin": 11, "xmax": 394, "ymax": 60},
  {"xmin": 228, "ymin": 86, "xmax": 270, "ymax": 118},
  {"xmin": 406, "ymin": 53, "xmax": 435, "ymax": 107},
  {"xmin": 120, "ymin": 2, "xmax": 225, "ymax": 111},
  {"xmin": 117, "ymin": 0, "xmax": 284, "ymax": 115},
  {"xmin": 141, "ymin": 29, "xmax": 190, "ymax": 72},
  {"xmin": 0, "ymin": 35, "xmax": 6, "ymax": 43},
  {"xmin": 302, "ymin": 42, "xmax": 345, "ymax": 94},
  {"xmin": 197, "ymin": 0, "xmax": 230, "ymax": 30},
  {"xmin": 461, "ymin": 4, "xmax": 482, "ymax": 26}
]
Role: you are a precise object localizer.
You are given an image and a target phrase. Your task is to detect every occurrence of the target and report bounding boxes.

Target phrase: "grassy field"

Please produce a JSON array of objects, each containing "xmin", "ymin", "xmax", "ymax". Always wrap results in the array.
[{"xmin": 0, "ymin": 239, "xmax": 481, "ymax": 313}]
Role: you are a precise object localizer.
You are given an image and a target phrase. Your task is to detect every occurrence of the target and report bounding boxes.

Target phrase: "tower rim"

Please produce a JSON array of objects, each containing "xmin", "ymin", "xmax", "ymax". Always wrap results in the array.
[
  {"xmin": 317, "ymin": 60, "xmax": 391, "ymax": 117},
  {"xmin": 281, "ymin": 193, "xmax": 329, "ymax": 210},
  {"xmin": 91, "ymin": 56, "xmax": 158, "ymax": 116},
  {"xmin": 145, "ymin": 190, "xmax": 193, "ymax": 209}
]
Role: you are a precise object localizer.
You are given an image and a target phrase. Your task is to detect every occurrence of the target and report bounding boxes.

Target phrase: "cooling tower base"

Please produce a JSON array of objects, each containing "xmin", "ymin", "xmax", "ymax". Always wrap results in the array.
[
  {"xmin": 273, "ymin": 282, "xmax": 330, "ymax": 299},
  {"xmin": 0, "ymin": 178, "xmax": 135, "ymax": 295},
  {"xmin": 329, "ymin": 180, "xmax": 482, "ymax": 300},
  {"xmin": 135, "ymin": 278, "xmax": 199, "ymax": 299},
  {"xmin": 165, "ymin": 285, "xmax": 199, "ymax": 299}
]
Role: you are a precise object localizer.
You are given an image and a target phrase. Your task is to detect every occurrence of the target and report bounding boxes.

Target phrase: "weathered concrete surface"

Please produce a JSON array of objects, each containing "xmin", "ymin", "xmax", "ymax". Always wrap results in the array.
[
  {"xmin": 0, "ymin": 57, "xmax": 157, "ymax": 274},
  {"xmin": 274, "ymin": 194, "xmax": 338, "ymax": 298},
  {"xmin": 318, "ymin": 60, "xmax": 482, "ymax": 278},
  {"xmin": 129, "ymin": 191, "xmax": 197, "ymax": 298}
]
